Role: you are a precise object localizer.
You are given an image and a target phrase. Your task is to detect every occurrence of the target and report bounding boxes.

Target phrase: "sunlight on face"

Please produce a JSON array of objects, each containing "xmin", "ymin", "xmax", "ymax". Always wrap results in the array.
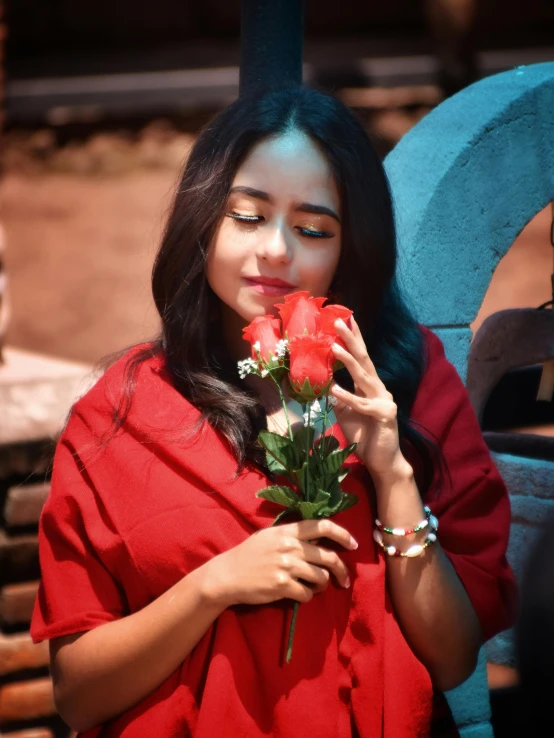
[{"xmin": 206, "ymin": 129, "xmax": 342, "ymax": 327}]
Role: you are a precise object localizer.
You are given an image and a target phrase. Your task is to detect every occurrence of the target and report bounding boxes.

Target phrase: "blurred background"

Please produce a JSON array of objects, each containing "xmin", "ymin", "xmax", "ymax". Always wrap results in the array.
[
  {"xmin": 1, "ymin": 2, "xmax": 554, "ymax": 737},
  {"xmin": 2, "ymin": 0, "xmax": 554, "ymax": 366}
]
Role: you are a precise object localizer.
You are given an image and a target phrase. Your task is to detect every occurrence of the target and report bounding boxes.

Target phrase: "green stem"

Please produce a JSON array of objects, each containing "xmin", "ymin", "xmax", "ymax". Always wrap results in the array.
[
  {"xmin": 320, "ymin": 395, "xmax": 330, "ymax": 460},
  {"xmin": 275, "ymin": 381, "xmax": 294, "ymax": 441},
  {"xmin": 286, "ymin": 601, "xmax": 300, "ymax": 663},
  {"xmin": 304, "ymin": 403, "xmax": 311, "ymax": 502}
]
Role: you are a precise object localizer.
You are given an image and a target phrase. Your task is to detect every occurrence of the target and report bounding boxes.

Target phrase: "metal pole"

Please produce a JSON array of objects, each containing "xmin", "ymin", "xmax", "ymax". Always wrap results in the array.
[{"xmin": 240, "ymin": 0, "xmax": 304, "ymax": 97}]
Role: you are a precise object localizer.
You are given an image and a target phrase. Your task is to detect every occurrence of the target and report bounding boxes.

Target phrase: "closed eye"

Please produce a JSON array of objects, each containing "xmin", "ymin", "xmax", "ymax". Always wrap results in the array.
[
  {"xmin": 298, "ymin": 227, "xmax": 334, "ymax": 239},
  {"xmin": 228, "ymin": 212, "xmax": 263, "ymax": 224}
]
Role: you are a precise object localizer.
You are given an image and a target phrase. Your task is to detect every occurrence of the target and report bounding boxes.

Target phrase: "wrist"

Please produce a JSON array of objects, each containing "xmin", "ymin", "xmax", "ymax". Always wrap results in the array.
[
  {"xmin": 372, "ymin": 455, "xmax": 414, "ymax": 491},
  {"xmin": 195, "ymin": 556, "xmax": 235, "ymax": 612}
]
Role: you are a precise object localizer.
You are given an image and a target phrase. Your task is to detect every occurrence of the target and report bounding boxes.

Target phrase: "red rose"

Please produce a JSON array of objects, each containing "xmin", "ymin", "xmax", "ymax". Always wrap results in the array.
[
  {"xmin": 276, "ymin": 291, "xmax": 326, "ymax": 339},
  {"xmin": 242, "ymin": 315, "xmax": 283, "ymax": 363},
  {"xmin": 288, "ymin": 334, "xmax": 334, "ymax": 401},
  {"xmin": 317, "ymin": 304, "xmax": 353, "ymax": 347}
]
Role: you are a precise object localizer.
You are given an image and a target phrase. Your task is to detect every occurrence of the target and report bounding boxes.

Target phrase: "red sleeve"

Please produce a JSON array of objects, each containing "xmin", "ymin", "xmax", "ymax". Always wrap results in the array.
[
  {"xmin": 411, "ymin": 327, "xmax": 517, "ymax": 642},
  {"xmin": 31, "ymin": 410, "xmax": 128, "ymax": 643}
]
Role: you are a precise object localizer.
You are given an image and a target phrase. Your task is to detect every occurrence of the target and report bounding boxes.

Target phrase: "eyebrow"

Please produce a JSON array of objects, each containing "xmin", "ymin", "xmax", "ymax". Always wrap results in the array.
[{"xmin": 229, "ymin": 186, "xmax": 341, "ymax": 224}]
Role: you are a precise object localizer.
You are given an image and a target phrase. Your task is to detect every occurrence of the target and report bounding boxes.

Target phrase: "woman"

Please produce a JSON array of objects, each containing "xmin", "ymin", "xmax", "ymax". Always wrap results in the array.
[{"xmin": 31, "ymin": 87, "xmax": 516, "ymax": 737}]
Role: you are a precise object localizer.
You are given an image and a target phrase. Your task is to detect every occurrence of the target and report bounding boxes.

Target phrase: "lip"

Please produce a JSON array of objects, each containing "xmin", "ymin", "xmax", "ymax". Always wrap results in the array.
[{"xmin": 243, "ymin": 275, "xmax": 296, "ymax": 296}]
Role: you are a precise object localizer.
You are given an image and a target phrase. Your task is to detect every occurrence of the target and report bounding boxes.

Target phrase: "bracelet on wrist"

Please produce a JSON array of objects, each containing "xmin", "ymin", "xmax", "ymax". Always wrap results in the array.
[
  {"xmin": 373, "ymin": 505, "xmax": 439, "ymax": 558},
  {"xmin": 373, "ymin": 528, "xmax": 438, "ymax": 558},
  {"xmin": 375, "ymin": 505, "xmax": 438, "ymax": 537}
]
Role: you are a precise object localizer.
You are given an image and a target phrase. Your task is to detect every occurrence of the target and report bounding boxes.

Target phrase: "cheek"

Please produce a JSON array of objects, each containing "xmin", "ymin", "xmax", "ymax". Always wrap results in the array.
[
  {"xmin": 297, "ymin": 242, "xmax": 341, "ymax": 292},
  {"xmin": 206, "ymin": 224, "xmax": 245, "ymax": 290}
]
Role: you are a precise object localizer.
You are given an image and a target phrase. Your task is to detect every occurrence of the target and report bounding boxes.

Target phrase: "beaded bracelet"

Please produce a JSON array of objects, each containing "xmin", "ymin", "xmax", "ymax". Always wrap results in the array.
[
  {"xmin": 375, "ymin": 505, "xmax": 439, "ymax": 537},
  {"xmin": 373, "ymin": 528, "xmax": 438, "ymax": 558}
]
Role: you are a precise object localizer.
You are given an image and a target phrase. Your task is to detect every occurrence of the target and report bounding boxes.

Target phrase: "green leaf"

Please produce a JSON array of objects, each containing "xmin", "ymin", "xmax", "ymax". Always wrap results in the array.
[
  {"xmin": 314, "ymin": 488, "xmax": 331, "ymax": 504},
  {"xmin": 271, "ymin": 508, "xmax": 297, "ymax": 526},
  {"xmin": 266, "ymin": 452, "xmax": 287, "ymax": 475},
  {"xmin": 298, "ymin": 500, "xmax": 328, "ymax": 519},
  {"xmin": 256, "ymin": 485, "xmax": 299, "ymax": 508},
  {"xmin": 319, "ymin": 491, "xmax": 359, "ymax": 517},
  {"xmin": 258, "ymin": 431, "xmax": 302, "ymax": 470},
  {"xmin": 296, "ymin": 461, "xmax": 311, "ymax": 496},
  {"xmin": 323, "ymin": 444, "xmax": 357, "ymax": 475},
  {"xmin": 335, "ymin": 491, "xmax": 359, "ymax": 514},
  {"xmin": 292, "ymin": 425, "xmax": 315, "ymax": 453},
  {"xmin": 315, "ymin": 434, "xmax": 340, "ymax": 457}
]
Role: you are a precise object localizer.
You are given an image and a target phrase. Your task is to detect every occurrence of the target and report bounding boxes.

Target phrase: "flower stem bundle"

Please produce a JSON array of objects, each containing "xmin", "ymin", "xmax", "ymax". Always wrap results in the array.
[{"xmin": 238, "ymin": 292, "xmax": 359, "ymax": 662}]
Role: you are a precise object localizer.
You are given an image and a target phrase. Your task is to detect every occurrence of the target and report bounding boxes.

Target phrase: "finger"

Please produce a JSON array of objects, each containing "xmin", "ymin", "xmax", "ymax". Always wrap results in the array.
[
  {"xmin": 287, "ymin": 579, "xmax": 315, "ymax": 604},
  {"xmin": 334, "ymin": 319, "xmax": 378, "ymax": 377},
  {"xmin": 290, "ymin": 559, "xmax": 331, "ymax": 592},
  {"xmin": 330, "ymin": 386, "xmax": 398, "ymax": 422},
  {"xmin": 301, "ymin": 541, "xmax": 350, "ymax": 588},
  {"xmin": 293, "ymin": 519, "xmax": 358, "ymax": 550},
  {"xmin": 331, "ymin": 343, "xmax": 380, "ymax": 397}
]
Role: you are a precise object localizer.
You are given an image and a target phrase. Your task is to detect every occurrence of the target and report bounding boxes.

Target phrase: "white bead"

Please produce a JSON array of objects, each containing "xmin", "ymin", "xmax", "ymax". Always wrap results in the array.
[
  {"xmin": 419, "ymin": 519, "xmax": 429, "ymax": 530},
  {"xmin": 387, "ymin": 546, "xmax": 397, "ymax": 556},
  {"xmin": 404, "ymin": 544, "xmax": 424, "ymax": 558},
  {"xmin": 427, "ymin": 532, "xmax": 437, "ymax": 543},
  {"xmin": 373, "ymin": 529, "xmax": 383, "ymax": 545},
  {"xmin": 392, "ymin": 527, "xmax": 405, "ymax": 536},
  {"xmin": 429, "ymin": 515, "xmax": 439, "ymax": 531}
]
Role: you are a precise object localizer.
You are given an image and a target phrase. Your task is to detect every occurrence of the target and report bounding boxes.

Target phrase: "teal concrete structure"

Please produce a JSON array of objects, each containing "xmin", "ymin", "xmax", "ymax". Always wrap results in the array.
[
  {"xmin": 385, "ymin": 62, "xmax": 554, "ymax": 382},
  {"xmin": 384, "ymin": 62, "xmax": 554, "ymax": 738}
]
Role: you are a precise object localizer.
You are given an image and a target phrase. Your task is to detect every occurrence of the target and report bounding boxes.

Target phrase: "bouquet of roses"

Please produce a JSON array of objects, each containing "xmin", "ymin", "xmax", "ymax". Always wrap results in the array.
[{"xmin": 238, "ymin": 291, "xmax": 359, "ymax": 663}]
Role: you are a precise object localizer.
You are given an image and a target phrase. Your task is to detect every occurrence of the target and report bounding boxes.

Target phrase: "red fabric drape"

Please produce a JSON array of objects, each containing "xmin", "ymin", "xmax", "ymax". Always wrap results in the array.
[{"xmin": 31, "ymin": 327, "xmax": 516, "ymax": 737}]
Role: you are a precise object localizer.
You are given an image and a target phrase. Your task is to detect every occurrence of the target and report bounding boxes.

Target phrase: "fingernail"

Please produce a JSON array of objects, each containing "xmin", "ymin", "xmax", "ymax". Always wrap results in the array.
[
  {"xmin": 344, "ymin": 576, "xmax": 351, "ymax": 589},
  {"xmin": 332, "ymin": 342, "xmax": 342, "ymax": 352},
  {"xmin": 333, "ymin": 384, "xmax": 344, "ymax": 393},
  {"xmin": 350, "ymin": 537, "xmax": 358, "ymax": 550},
  {"xmin": 335, "ymin": 318, "xmax": 346, "ymax": 328}
]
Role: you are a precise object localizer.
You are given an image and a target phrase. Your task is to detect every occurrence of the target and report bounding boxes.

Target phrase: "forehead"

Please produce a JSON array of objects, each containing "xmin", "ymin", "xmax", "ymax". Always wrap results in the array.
[{"xmin": 233, "ymin": 130, "xmax": 339, "ymax": 208}]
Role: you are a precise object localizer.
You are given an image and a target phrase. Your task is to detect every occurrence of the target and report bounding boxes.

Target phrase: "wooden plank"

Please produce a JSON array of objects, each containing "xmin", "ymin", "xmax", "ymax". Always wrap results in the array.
[
  {"xmin": 0, "ymin": 440, "xmax": 53, "ymax": 478},
  {"xmin": 0, "ymin": 632, "xmax": 49, "ymax": 676},
  {"xmin": 0, "ymin": 677, "xmax": 55, "ymax": 721},
  {"xmin": 4, "ymin": 483, "xmax": 50, "ymax": 527},
  {"xmin": 0, "ymin": 581, "xmax": 39, "ymax": 626},
  {"xmin": 0, "ymin": 531, "xmax": 40, "ymax": 583},
  {"xmin": 3, "ymin": 729, "xmax": 54, "ymax": 738}
]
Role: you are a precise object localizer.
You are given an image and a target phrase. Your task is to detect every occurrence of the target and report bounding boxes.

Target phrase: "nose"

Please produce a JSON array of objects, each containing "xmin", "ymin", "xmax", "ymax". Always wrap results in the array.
[{"xmin": 257, "ymin": 221, "xmax": 293, "ymax": 265}]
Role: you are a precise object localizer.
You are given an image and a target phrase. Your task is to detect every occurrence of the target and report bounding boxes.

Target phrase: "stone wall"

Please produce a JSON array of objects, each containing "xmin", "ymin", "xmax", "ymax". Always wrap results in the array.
[{"xmin": 0, "ymin": 349, "xmax": 93, "ymax": 738}]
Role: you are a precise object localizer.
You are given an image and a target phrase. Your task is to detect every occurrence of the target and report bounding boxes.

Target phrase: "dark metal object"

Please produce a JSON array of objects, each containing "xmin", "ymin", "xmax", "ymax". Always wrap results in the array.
[{"xmin": 239, "ymin": 0, "xmax": 304, "ymax": 97}]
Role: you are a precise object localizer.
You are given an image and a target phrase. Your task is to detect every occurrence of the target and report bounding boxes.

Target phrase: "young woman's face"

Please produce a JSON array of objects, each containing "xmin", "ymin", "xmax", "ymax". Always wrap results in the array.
[{"xmin": 206, "ymin": 129, "xmax": 342, "ymax": 325}]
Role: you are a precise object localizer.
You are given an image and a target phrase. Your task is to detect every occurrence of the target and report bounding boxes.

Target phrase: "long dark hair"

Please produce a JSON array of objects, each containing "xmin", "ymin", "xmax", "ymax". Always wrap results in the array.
[{"xmin": 117, "ymin": 86, "xmax": 445, "ymax": 494}]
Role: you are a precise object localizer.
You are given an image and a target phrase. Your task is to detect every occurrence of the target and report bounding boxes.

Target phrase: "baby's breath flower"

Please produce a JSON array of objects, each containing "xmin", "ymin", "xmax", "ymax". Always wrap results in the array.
[
  {"xmin": 303, "ymin": 399, "xmax": 323, "ymax": 426},
  {"xmin": 237, "ymin": 357, "xmax": 258, "ymax": 379},
  {"xmin": 275, "ymin": 339, "xmax": 289, "ymax": 358}
]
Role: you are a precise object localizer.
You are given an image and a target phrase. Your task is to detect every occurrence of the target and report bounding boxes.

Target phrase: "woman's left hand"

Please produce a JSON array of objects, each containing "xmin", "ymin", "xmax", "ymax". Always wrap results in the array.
[{"xmin": 330, "ymin": 318, "xmax": 410, "ymax": 481}]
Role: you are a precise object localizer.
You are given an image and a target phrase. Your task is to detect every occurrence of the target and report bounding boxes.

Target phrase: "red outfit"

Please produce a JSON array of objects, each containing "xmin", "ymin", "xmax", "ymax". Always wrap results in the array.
[{"xmin": 31, "ymin": 328, "xmax": 516, "ymax": 737}]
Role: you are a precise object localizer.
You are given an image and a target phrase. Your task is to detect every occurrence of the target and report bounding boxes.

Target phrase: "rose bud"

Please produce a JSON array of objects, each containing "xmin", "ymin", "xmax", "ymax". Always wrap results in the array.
[
  {"xmin": 276, "ymin": 291, "xmax": 326, "ymax": 339},
  {"xmin": 242, "ymin": 315, "xmax": 283, "ymax": 364},
  {"xmin": 317, "ymin": 304, "xmax": 353, "ymax": 348},
  {"xmin": 288, "ymin": 334, "xmax": 335, "ymax": 401}
]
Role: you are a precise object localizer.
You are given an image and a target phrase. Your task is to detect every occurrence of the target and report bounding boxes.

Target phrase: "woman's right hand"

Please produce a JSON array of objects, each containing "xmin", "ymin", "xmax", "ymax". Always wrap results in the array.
[{"xmin": 202, "ymin": 519, "xmax": 358, "ymax": 608}]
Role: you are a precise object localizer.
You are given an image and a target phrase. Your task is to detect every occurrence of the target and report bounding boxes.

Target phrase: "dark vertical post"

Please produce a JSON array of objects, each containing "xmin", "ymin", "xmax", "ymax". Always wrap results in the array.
[{"xmin": 240, "ymin": 0, "xmax": 304, "ymax": 97}]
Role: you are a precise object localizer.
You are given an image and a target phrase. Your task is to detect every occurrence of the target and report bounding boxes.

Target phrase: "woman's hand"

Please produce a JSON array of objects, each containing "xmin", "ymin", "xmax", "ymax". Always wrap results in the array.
[
  {"xmin": 330, "ymin": 317, "xmax": 412, "ymax": 481},
  {"xmin": 202, "ymin": 519, "xmax": 357, "ymax": 608}
]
